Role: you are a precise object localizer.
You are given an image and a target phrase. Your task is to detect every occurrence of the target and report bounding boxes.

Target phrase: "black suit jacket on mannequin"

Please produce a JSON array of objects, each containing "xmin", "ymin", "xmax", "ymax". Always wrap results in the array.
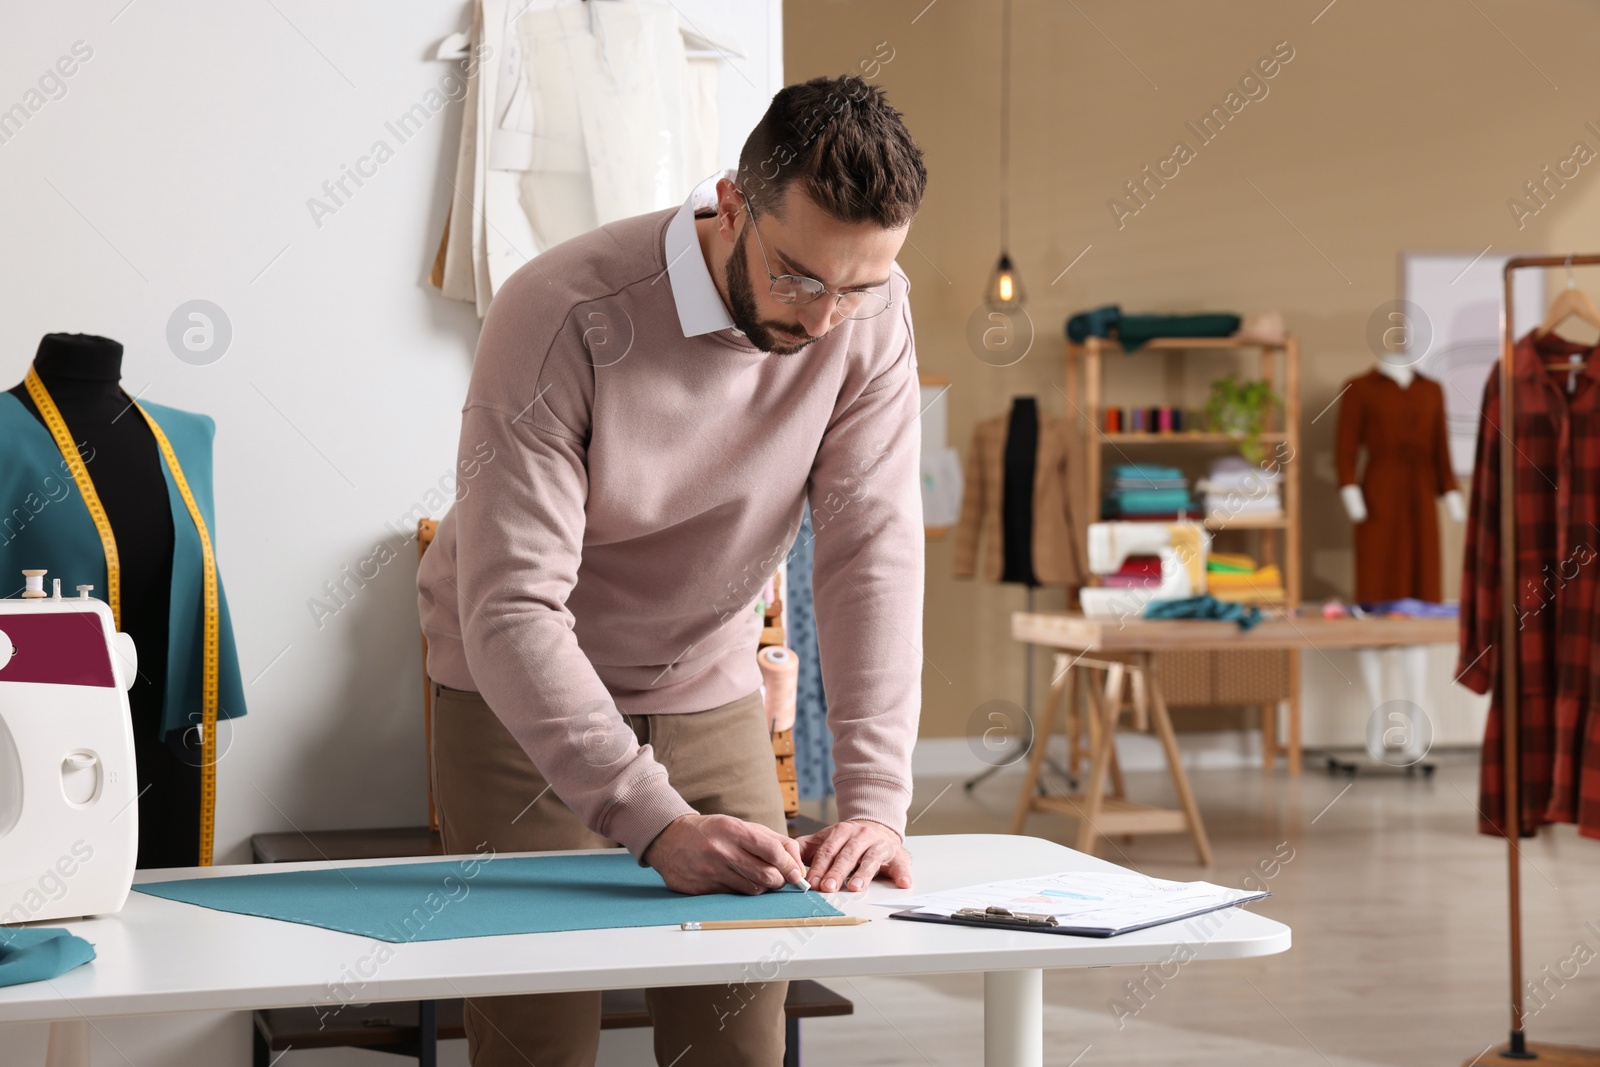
[{"xmin": 7, "ymin": 333, "xmax": 200, "ymax": 869}]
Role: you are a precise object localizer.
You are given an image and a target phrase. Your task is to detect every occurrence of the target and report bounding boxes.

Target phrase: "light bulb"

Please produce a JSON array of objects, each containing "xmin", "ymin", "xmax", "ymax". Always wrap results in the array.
[{"xmin": 986, "ymin": 252, "xmax": 1025, "ymax": 311}]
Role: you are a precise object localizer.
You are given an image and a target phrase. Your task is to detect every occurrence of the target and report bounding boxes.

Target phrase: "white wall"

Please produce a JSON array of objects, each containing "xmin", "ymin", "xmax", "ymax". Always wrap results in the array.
[{"xmin": 0, "ymin": 1, "xmax": 780, "ymax": 1062}]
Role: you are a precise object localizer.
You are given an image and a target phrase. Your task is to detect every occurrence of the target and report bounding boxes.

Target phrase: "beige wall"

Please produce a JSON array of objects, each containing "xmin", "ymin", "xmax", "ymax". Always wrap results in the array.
[{"xmin": 786, "ymin": 0, "xmax": 1600, "ymax": 739}]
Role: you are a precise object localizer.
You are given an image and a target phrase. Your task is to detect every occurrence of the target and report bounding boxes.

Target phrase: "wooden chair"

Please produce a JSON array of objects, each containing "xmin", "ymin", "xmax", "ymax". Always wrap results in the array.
[{"xmin": 250, "ymin": 519, "xmax": 846, "ymax": 1066}]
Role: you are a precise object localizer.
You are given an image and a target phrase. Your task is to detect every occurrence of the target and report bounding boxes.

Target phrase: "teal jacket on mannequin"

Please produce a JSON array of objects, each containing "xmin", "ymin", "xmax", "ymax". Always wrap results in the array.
[{"xmin": 0, "ymin": 392, "xmax": 247, "ymax": 741}]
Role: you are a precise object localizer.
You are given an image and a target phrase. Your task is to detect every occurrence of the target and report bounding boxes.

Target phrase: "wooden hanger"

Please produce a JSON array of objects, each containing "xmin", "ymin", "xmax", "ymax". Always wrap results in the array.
[{"xmin": 1535, "ymin": 256, "xmax": 1600, "ymax": 361}]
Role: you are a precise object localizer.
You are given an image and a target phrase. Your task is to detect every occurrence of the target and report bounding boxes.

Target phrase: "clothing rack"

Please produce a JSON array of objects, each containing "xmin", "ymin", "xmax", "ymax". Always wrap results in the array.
[{"xmin": 1483, "ymin": 254, "xmax": 1600, "ymax": 1065}]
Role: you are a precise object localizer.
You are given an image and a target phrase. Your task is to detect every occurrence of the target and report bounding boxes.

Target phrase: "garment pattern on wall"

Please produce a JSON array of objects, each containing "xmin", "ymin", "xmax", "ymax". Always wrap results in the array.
[{"xmin": 431, "ymin": 0, "xmax": 733, "ymax": 316}]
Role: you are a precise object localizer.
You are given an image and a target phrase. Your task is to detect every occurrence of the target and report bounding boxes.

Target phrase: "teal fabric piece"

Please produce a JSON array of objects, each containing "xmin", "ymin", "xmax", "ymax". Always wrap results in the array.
[
  {"xmin": 0, "ymin": 927, "xmax": 97, "ymax": 987},
  {"xmin": 1066, "ymin": 304, "xmax": 1122, "ymax": 343},
  {"xmin": 1108, "ymin": 489, "xmax": 1192, "ymax": 510},
  {"xmin": 1111, "ymin": 478, "xmax": 1187, "ymax": 490},
  {"xmin": 1066, "ymin": 305, "xmax": 1241, "ymax": 350},
  {"xmin": 1117, "ymin": 313, "xmax": 1240, "ymax": 351},
  {"xmin": 134, "ymin": 854, "xmax": 843, "ymax": 941},
  {"xmin": 1105, "ymin": 489, "xmax": 1196, "ymax": 515},
  {"xmin": 1144, "ymin": 594, "xmax": 1263, "ymax": 630},
  {"xmin": 0, "ymin": 393, "xmax": 247, "ymax": 741},
  {"xmin": 1111, "ymin": 463, "xmax": 1183, "ymax": 481}
]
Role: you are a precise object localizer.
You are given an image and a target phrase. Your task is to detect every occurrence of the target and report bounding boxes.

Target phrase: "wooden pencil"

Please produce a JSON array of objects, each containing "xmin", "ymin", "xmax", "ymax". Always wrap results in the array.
[{"xmin": 679, "ymin": 916, "xmax": 870, "ymax": 931}]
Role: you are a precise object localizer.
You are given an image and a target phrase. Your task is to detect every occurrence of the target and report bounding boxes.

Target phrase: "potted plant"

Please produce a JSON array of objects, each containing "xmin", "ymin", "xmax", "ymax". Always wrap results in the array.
[{"xmin": 1203, "ymin": 375, "xmax": 1279, "ymax": 463}]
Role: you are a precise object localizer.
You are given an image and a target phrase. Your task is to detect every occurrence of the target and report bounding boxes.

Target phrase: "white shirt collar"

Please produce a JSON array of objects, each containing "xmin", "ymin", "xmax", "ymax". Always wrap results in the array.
[{"xmin": 664, "ymin": 170, "xmax": 737, "ymax": 338}]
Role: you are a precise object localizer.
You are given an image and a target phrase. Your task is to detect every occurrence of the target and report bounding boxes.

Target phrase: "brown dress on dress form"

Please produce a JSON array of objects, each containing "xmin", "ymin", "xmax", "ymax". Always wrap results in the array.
[{"xmin": 1334, "ymin": 368, "xmax": 1456, "ymax": 601}]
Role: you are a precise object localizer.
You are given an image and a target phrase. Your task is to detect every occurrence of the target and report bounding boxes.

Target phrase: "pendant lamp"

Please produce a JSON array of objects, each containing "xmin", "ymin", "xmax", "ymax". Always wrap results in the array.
[{"xmin": 986, "ymin": 0, "xmax": 1024, "ymax": 311}]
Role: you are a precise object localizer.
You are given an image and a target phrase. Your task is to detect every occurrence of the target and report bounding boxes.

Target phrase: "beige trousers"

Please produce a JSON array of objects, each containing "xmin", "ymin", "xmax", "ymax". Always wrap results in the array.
[{"xmin": 429, "ymin": 682, "xmax": 790, "ymax": 1067}]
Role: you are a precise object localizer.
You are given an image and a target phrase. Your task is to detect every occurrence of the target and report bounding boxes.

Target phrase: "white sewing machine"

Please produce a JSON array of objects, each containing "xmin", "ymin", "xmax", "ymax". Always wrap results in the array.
[
  {"xmin": 1078, "ymin": 521, "xmax": 1210, "ymax": 619},
  {"xmin": 0, "ymin": 570, "xmax": 140, "ymax": 925}
]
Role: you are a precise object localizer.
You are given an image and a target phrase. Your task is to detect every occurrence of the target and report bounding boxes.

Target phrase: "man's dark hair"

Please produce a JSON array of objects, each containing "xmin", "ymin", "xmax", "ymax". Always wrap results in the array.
[{"xmin": 736, "ymin": 75, "xmax": 926, "ymax": 229}]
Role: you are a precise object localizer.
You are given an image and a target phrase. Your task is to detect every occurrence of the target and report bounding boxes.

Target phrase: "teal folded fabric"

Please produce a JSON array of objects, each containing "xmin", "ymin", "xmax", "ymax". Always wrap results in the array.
[
  {"xmin": 1112, "ymin": 478, "xmax": 1187, "ymax": 490},
  {"xmin": 1118, "ymin": 313, "xmax": 1240, "ymax": 351},
  {"xmin": 135, "ymin": 853, "xmax": 842, "ymax": 942},
  {"xmin": 1065, "ymin": 306, "xmax": 1241, "ymax": 350},
  {"xmin": 1067, "ymin": 304, "xmax": 1123, "ymax": 343},
  {"xmin": 0, "ymin": 927, "xmax": 97, "ymax": 987},
  {"xmin": 1144, "ymin": 594, "xmax": 1263, "ymax": 630},
  {"xmin": 1112, "ymin": 463, "xmax": 1183, "ymax": 480},
  {"xmin": 1108, "ymin": 489, "xmax": 1194, "ymax": 511}
]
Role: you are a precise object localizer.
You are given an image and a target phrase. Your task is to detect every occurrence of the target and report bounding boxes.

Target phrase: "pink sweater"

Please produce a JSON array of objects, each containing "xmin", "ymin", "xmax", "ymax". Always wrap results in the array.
[{"xmin": 416, "ymin": 207, "xmax": 924, "ymax": 861}]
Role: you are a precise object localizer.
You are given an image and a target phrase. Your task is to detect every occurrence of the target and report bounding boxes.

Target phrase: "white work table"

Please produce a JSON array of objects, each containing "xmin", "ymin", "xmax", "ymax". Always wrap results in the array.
[{"xmin": 0, "ymin": 833, "xmax": 1291, "ymax": 1067}]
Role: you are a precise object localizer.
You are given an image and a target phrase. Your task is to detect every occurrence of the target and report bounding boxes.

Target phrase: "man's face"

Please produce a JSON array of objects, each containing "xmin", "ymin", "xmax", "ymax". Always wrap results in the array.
[{"xmin": 718, "ymin": 181, "xmax": 909, "ymax": 355}]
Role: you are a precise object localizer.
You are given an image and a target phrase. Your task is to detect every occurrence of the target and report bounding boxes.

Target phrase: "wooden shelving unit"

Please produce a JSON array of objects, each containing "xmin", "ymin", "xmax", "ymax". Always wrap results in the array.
[{"xmin": 1063, "ymin": 334, "xmax": 1304, "ymax": 772}]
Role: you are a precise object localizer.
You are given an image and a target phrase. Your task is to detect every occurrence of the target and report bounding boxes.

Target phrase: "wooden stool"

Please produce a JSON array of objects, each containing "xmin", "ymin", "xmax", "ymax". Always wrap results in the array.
[{"xmin": 1011, "ymin": 652, "xmax": 1214, "ymax": 866}]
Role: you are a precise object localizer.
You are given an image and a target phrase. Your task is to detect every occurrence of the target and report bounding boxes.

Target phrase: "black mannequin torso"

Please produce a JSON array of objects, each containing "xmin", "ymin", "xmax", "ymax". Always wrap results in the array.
[
  {"xmin": 9, "ymin": 333, "xmax": 194, "ymax": 868},
  {"xmin": 10, "ymin": 335, "xmax": 176, "ymax": 634}
]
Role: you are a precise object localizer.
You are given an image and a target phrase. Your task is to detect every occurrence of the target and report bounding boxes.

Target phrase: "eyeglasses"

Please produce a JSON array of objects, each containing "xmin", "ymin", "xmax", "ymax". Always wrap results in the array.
[{"xmin": 737, "ymin": 191, "xmax": 892, "ymax": 321}]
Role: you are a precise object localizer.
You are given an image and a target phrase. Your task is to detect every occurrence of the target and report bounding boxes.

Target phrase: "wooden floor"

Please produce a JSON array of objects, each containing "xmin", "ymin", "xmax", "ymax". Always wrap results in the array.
[{"xmin": 794, "ymin": 752, "xmax": 1600, "ymax": 1066}]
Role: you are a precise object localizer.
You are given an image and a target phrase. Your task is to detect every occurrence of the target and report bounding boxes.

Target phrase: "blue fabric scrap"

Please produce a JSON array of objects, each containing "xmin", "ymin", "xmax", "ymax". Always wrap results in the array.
[
  {"xmin": 1143, "ymin": 594, "xmax": 1264, "ymax": 630},
  {"xmin": 0, "ymin": 926, "xmax": 97, "ymax": 988}
]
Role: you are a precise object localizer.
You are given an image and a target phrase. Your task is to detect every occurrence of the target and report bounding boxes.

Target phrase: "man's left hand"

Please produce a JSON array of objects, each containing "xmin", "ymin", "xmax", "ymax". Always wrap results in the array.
[{"xmin": 795, "ymin": 819, "xmax": 912, "ymax": 893}]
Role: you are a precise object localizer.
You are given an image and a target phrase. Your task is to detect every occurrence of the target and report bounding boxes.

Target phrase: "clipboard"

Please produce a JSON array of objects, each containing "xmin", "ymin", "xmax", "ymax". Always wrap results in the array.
[{"xmin": 887, "ymin": 894, "xmax": 1269, "ymax": 939}]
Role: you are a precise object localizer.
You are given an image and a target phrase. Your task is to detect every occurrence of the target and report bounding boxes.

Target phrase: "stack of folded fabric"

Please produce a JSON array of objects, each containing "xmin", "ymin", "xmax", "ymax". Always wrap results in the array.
[
  {"xmin": 1196, "ymin": 455, "xmax": 1281, "ymax": 522},
  {"xmin": 1206, "ymin": 552, "xmax": 1286, "ymax": 604},
  {"xmin": 1103, "ymin": 463, "xmax": 1195, "ymax": 519}
]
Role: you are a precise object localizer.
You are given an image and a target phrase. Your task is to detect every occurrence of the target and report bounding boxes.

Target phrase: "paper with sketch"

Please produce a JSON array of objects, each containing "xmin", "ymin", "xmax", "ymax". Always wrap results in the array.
[{"xmin": 879, "ymin": 871, "xmax": 1267, "ymax": 936}]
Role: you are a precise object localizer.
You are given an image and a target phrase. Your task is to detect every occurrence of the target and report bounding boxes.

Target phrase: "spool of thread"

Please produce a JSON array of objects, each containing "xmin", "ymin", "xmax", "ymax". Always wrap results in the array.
[
  {"xmin": 21, "ymin": 570, "xmax": 47, "ymax": 598},
  {"xmin": 1157, "ymin": 406, "xmax": 1174, "ymax": 433},
  {"xmin": 758, "ymin": 645, "xmax": 799, "ymax": 734}
]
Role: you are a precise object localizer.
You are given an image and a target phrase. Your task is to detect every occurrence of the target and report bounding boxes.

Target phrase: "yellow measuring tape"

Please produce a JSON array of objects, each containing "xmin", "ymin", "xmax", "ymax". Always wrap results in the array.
[{"xmin": 24, "ymin": 367, "xmax": 221, "ymax": 866}]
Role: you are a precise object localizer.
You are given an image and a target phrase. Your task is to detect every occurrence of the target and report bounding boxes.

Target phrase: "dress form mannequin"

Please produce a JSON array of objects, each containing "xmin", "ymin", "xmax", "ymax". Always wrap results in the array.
[
  {"xmin": 1337, "ymin": 352, "xmax": 1460, "ymax": 764},
  {"xmin": 1357, "ymin": 645, "xmax": 1431, "ymax": 764},
  {"xmin": 7, "ymin": 333, "xmax": 199, "ymax": 868},
  {"xmin": 1339, "ymin": 355, "xmax": 1465, "ymax": 524}
]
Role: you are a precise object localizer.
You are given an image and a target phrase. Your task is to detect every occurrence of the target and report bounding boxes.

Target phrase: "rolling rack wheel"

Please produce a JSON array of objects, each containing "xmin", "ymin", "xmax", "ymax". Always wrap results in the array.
[
  {"xmin": 1324, "ymin": 754, "xmax": 1437, "ymax": 779},
  {"xmin": 1326, "ymin": 756, "xmax": 1360, "ymax": 778}
]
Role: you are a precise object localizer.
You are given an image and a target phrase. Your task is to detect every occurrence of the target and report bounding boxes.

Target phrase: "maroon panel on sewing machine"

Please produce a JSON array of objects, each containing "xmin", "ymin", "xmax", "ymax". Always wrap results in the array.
[{"xmin": 0, "ymin": 611, "xmax": 116, "ymax": 688}]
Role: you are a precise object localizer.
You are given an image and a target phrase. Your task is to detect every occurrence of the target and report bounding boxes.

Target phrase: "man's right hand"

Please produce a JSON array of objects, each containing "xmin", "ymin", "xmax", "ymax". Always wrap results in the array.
[{"xmin": 642, "ymin": 813, "xmax": 807, "ymax": 896}]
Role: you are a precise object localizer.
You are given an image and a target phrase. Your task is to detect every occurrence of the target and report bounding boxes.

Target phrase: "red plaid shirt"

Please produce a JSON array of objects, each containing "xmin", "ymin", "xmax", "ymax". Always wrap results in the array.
[{"xmin": 1458, "ymin": 330, "xmax": 1600, "ymax": 840}]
